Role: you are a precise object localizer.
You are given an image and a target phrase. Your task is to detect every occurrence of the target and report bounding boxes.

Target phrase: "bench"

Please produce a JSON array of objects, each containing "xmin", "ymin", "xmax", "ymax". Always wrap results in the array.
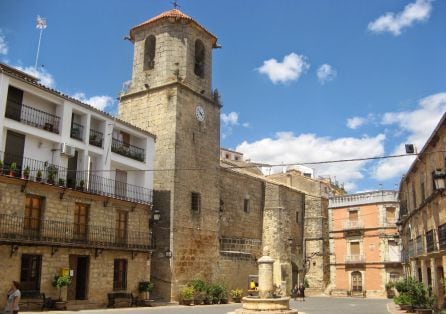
[
  {"xmin": 19, "ymin": 291, "xmax": 46, "ymax": 311},
  {"xmin": 107, "ymin": 292, "xmax": 138, "ymax": 308}
]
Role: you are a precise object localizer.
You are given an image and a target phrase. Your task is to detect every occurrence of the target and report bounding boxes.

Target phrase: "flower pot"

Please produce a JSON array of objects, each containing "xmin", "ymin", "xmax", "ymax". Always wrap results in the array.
[
  {"xmin": 220, "ymin": 298, "xmax": 228, "ymax": 304},
  {"xmin": 54, "ymin": 301, "xmax": 67, "ymax": 310},
  {"xmin": 141, "ymin": 299, "xmax": 152, "ymax": 306},
  {"xmin": 232, "ymin": 297, "xmax": 241, "ymax": 303},
  {"xmin": 415, "ymin": 309, "xmax": 433, "ymax": 314},
  {"xmin": 183, "ymin": 299, "xmax": 193, "ymax": 306}
]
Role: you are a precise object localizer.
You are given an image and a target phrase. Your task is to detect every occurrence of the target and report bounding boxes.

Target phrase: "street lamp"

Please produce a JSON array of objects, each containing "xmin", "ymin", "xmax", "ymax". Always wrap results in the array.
[
  {"xmin": 433, "ymin": 169, "xmax": 446, "ymax": 191},
  {"xmin": 150, "ymin": 209, "xmax": 161, "ymax": 226}
]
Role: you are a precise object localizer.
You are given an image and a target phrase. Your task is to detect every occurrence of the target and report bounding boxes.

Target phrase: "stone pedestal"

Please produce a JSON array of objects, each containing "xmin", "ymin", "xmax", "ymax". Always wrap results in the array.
[{"xmin": 258, "ymin": 255, "xmax": 274, "ymax": 298}]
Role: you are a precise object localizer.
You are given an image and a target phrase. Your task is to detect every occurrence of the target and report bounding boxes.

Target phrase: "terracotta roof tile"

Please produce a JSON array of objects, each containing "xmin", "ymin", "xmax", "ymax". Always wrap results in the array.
[{"xmin": 130, "ymin": 9, "xmax": 217, "ymax": 45}]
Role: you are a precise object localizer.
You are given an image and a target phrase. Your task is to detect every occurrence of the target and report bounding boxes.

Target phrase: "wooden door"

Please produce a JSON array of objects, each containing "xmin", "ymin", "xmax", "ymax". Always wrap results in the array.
[{"xmin": 351, "ymin": 271, "xmax": 362, "ymax": 292}]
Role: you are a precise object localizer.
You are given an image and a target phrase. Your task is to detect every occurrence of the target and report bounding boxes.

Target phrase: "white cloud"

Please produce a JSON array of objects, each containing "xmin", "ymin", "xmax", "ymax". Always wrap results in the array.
[
  {"xmin": 221, "ymin": 112, "xmax": 239, "ymax": 126},
  {"xmin": 317, "ymin": 64, "xmax": 337, "ymax": 84},
  {"xmin": 257, "ymin": 52, "xmax": 309, "ymax": 84},
  {"xmin": 373, "ymin": 92, "xmax": 446, "ymax": 180},
  {"xmin": 15, "ymin": 65, "xmax": 55, "ymax": 88},
  {"xmin": 347, "ymin": 117, "xmax": 366, "ymax": 129},
  {"xmin": 0, "ymin": 30, "xmax": 8, "ymax": 55},
  {"xmin": 71, "ymin": 92, "xmax": 115, "ymax": 111},
  {"xmin": 368, "ymin": 0, "xmax": 432, "ymax": 36},
  {"xmin": 236, "ymin": 132, "xmax": 386, "ymax": 192}
]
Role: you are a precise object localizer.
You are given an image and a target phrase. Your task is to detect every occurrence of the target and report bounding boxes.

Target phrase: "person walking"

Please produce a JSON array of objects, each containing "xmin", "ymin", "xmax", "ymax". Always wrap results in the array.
[
  {"xmin": 292, "ymin": 284, "xmax": 299, "ymax": 301},
  {"xmin": 5, "ymin": 281, "xmax": 21, "ymax": 314},
  {"xmin": 299, "ymin": 283, "xmax": 305, "ymax": 301}
]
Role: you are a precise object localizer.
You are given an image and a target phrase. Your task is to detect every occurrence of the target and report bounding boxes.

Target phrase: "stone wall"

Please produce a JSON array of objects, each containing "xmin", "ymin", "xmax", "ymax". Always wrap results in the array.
[{"xmin": 0, "ymin": 177, "xmax": 151, "ymax": 309}]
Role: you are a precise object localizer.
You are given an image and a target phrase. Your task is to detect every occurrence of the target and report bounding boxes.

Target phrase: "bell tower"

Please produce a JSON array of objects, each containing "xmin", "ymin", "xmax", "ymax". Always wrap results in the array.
[{"xmin": 118, "ymin": 8, "xmax": 221, "ymax": 301}]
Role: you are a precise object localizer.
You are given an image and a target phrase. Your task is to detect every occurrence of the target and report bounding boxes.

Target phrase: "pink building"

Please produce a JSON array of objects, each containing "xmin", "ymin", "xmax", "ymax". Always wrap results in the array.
[{"xmin": 328, "ymin": 191, "xmax": 402, "ymax": 297}]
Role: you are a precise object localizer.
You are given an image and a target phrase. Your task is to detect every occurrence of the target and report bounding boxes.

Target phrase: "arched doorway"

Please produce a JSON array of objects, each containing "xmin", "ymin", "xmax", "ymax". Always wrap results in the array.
[{"xmin": 351, "ymin": 271, "xmax": 362, "ymax": 292}]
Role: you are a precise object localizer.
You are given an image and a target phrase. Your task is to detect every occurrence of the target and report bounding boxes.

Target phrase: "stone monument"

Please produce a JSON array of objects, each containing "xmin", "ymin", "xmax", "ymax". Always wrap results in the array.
[{"xmin": 230, "ymin": 247, "xmax": 298, "ymax": 314}]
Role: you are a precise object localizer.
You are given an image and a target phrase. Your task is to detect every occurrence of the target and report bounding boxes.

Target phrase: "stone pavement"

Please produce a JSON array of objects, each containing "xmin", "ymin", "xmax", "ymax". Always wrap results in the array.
[{"xmin": 23, "ymin": 296, "xmax": 394, "ymax": 314}]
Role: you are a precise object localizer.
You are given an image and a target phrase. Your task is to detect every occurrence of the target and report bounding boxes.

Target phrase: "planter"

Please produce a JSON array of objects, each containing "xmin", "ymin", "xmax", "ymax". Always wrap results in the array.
[
  {"xmin": 140, "ymin": 299, "xmax": 152, "ymax": 306},
  {"xmin": 232, "ymin": 297, "xmax": 241, "ymax": 303},
  {"xmin": 203, "ymin": 298, "xmax": 211, "ymax": 305},
  {"xmin": 193, "ymin": 299, "xmax": 203, "ymax": 305},
  {"xmin": 182, "ymin": 299, "xmax": 193, "ymax": 306},
  {"xmin": 399, "ymin": 304, "xmax": 413, "ymax": 311},
  {"xmin": 220, "ymin": 298, "xmax": 228, "ymax": 304},
  {"xmin": 54, "ymin": 301, "xmax": 67, "ymax": 310}
]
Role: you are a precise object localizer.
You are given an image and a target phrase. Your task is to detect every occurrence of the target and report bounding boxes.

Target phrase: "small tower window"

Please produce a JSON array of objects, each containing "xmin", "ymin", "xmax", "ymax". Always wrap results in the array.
[
  {"xmin": 191, "ymin": 192, "xmax": 201, "ymax": 212},
  {"xmin": 194, "ymin": 39, "xmax": 205, "ymax": 78},
  {"xmin": 144, "ymin": 35, "xmax": 156, "ymax": 70}
]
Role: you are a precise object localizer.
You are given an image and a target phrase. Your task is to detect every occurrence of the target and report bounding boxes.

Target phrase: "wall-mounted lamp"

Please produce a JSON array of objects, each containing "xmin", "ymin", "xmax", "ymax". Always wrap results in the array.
[
  {"xmin": 288, "ymin": 238, "xmax": 294, "ymax": 246},
  {"xmin": 433, "ymin": 169, "xmax": 446, "ymax": 191},
  {"xmin": 10, "ymin": 245, "xmax": 19, "ymax": 257},
  {"xmin": 95, "ymin": 248, "xmax": 103, "ymax": 258},
  {"xmin": 150, "ymin": 209, "xmax": 161, "ymax": 226}
]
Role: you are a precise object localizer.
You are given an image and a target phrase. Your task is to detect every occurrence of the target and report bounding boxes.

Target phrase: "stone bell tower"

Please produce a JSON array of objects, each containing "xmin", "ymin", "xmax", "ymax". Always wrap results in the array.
[{"xmin": 118, "ymin": 8, "xmax": 221, "ymax": 301}]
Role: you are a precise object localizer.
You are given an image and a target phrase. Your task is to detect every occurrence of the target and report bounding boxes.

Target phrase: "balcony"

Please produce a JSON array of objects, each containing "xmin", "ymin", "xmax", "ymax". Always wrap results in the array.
[
  {"xmin": 0, "ymin": 152, "xmax": 153, "ymax": 204},
  {"xmin": 345, "ymin": 255, "xmax": 365, "ymax": 264},
  {"xmin": 408, "ymin": 239, "xmax": 415, "ymax": 257},
  {"xmin": 342, "ymin": 220, "xmax": 364, "ymax": 230},
  {"xmin": 89, "ymin": 129, "xmax": 103, "ymax": 148},
  {"xmin": 416, "ymin": 236, "xmax": 425, "ymax": 256},
  {"xmin": 401, "ymin": 249, "xmax": 409, "ymax": 263},
  {"xmin": 0, "ymin": 214, "xmax": 153, "ymax": 251},
  {"xmin": 383, "ymin": 254, "xmax": 401, "ymax": 264},
  {"xmin": 5, "ymin": 101, "xmax": 60, "ymax": 134},
  {"xmin": 426, "ymin": 230, "xmax": 438, "ymax": 253},
  {"xmin": 111, "ymin": 138, "xmax": 145, "ymax": 162},
  {"xmin": 70, "ymin": 122, "xmax": 84, "ymax": 141},
  {"xmin": 439, "ymin": 224, "xmax": 446, "ymax": 250}
]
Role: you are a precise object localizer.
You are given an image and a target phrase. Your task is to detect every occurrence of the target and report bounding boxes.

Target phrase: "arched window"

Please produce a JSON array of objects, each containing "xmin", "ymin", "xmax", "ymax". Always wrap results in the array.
[
  {"xmin": 144, "ymin": 35, "xmax": 156, "ymax": 70},
  {"xmin": 351, "ymin": 271, "xmax": 362, "ymax": 292},
  {"xmin": 194, "ymin": 39, "xmax": 205, "ymax": 78}
]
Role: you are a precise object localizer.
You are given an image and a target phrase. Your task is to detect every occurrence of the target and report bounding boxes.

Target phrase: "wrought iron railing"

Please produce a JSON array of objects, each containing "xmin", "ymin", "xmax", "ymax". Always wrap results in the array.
[
  {"xmin": 342, "ymin": 220, "xmax": 364, "ymax": 230},
  {"xmin": 439, "ymin": 224, "xmax": 446, "ymax": 250},
  {"xmin": 89, "ymin": 129, "xmax": 103, "ymax": 148},
  {"xmin": 111, "ymin": 138, "xmax": 145, "ymax": 162},
  {"xmin": 401, "ymin": 249, "xmax": 409, "ymax": 263},
  {"xmin": 0, "ymin": 151, "xmax": 152, "ymax": 204},
  {"xmin": 416, "ymin": 236, "xmax": 425, "ymax": 255},
  {"xmin": 5, "ymin": 101, "xmax": 60, "ymax": 134},
  {"xmin": 0, "ymin": 214, "xmax": 153, "ymax": 251},
  {"xmin": 409, "ymin": 239, "xmax": 414, "ymax": 257},
  {"xmin": 70, "ymin": 122, "xmax": 84, "ymax": 141},
  {"xmin": 345, "ymin": 255, "xmax": 365, "ymax": 263},
  {"xmin": 426, "ymin": 229, "xmax": 437, "ymax": 253}
]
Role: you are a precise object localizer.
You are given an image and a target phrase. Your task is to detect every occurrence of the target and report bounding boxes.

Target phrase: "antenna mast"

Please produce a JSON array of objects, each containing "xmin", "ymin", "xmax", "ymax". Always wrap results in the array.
[{"xmin": 35, "ymin": 15, "xmax": 47, "ymax": 70}]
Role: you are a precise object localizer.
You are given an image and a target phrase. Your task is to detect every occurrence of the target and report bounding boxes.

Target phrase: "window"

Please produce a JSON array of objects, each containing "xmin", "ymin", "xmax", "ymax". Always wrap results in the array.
[
  {"xmin": 20, "ymin": 254, "xmax": 42, "ymax": 292},
  {"xmin": 143, "ymin": 35, "xmax": 156, "ymax": 70},
  {"xmin": 412, "ymin": 181, "xmax": 417, "ymax": 209},
  {"xmin": 296, "ymin": 211, "xmax": 299, "ymax": 224},
  {"xmin": 25, "ymin": 195, "xmax": 42, "ymax": 233},
  {"xmin": 191, "ymin": 192, "xmax": 201, "ymax": 212},
  {"xmin": 115, "ymin": 169, "xmax": 128, "ymax": 198},
  {"xmin": 420, "ymin": 181, "xmax": 425, "ymax": 202},
  {"xmin": 219, "ymin": 199, "xmax": 224, "ymax": 212},
  {"xmin": 116, "ymin": 210, "xmax": 128, "ymax": 243},
  {"xmin": 74, "ymin": 203, "xmax": 89, "ymax": 240},
  {"xmin": 349, "ymin": 210, "xmax": 358, "ymax": 222},
  {"xmin": 113, "ymin": 259, "xmax": 127, "ymax": 290},
  {"xmin": 350, "ymin": 242, "xmax": 360, "ymax": 256},
  {"xmin": 386, "ymin": 207, "xmax": 396, "ymax": 223},
  {"xmin": 5, "ymin": 86, "xmax": 23, "ymax": 121},
  {"xmin": 244, "ymin": 198, "xmax": 250, "ymax": 213},
  {"xmin": 194, "ymin": 39, "xmax": 205, "ymax": 78}
]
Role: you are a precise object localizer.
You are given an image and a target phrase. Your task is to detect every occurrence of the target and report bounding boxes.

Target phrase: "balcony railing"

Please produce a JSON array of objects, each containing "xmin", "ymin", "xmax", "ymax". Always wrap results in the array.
[
  {"xmin": 89, "ymin": 129, "xmax": 103, "ymax": 148},
  {"xmin": 383, "ymin": 253, "xmax": 401, "ymax": 263},
  {"xmin": 342, "ymin": 220, "xmax": 364, "ymax": 230},
  {"xmin": 70, "ymin": 122, "xmax": 84, "ymax": 141},
  {"xmin": 345, "ymin": 255, "xmax": 365, "ymax": 264},
  {"xmin": 0, "ymin": 214, "xmax": 153, "ymax": 251},
  {"xmin": 401, "ymin": 249, "xmax": 409, "ymax": 263},
  {"xmin": 111, "ymin": 138, "xmax": 145, "ymax": 162},
  {"xmin": 409, "ymin": 239, "xmax": 415, "ymax": 257},
  {"xmin": 5, "ymin": 101, "xmax": 60, "ymax": 134},
  {"xmin": 416, "ymin": 236, "xmax": 425, "ymax": 255},
  {"xmin": 0, "ymin": 151, "xmax": 153, "ymax": 204}
]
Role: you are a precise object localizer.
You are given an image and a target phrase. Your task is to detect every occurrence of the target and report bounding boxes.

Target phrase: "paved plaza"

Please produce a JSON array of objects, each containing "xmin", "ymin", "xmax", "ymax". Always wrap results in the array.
[{"xmin": 25, "ymin": 297, "xmax": 392, "ymax": 314}]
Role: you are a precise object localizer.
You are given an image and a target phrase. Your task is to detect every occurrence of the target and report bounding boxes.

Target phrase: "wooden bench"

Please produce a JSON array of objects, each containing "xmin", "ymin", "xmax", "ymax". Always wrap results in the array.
[
  {"xmin": 107, "ymin": 292, "xmax": 138, "ymax": 308},
  {"xmin": 19, "ymin": 290, "xmax": 46, "ymax": 311}
]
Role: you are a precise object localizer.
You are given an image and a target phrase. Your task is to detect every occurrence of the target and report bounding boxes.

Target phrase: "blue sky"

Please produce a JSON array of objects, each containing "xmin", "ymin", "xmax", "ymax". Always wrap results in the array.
[{"xmin": 0, "ymin": 0, "xmax": 445, "ymax": 192}]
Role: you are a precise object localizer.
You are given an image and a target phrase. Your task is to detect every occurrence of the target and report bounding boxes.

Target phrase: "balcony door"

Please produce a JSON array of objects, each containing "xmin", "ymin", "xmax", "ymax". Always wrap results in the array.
[
  {"xmin": 68, "ymin": 255, "xmax": 89, "ymax": 300},
  {"xmin": 20, "ymin": 254, "xmax": 42, "ymax": 292},
  {"xmin": 115, "ymin": 169, "xmax": 127, "ymax": 198},
  {"xmin": 67, "ymin": 151, "xmax": 78, "ymax": 189},
  {"xmin": 351, "ymin": 271, "xmax": 362, "ymax": 292},
  {"xmin": 4, "ymin": 130, "xmax": 25, "ymax": 172},
  {"xmin": 5, "ymin": 86, "xmax": 23, "ymax": 121},
  {"xmin": 350, "ymin": 242, "xmax": 360, "ymax": 257}
]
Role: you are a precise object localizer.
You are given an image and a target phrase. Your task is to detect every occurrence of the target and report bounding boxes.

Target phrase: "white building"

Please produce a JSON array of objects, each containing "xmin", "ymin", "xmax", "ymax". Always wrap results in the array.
[{"xmin": 0, "ymin": 63, "xmax": 155, "ymax": 204}]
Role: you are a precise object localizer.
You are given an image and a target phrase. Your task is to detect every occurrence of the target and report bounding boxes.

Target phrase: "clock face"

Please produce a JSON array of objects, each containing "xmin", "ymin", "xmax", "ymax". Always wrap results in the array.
[{"xmin": 196, "ymin": 105, "xmax": 205, "ymax": 122}]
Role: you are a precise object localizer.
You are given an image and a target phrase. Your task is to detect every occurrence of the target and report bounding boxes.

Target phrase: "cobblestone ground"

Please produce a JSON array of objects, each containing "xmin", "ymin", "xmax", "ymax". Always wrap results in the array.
[{"xmin": 25, "ymin": 297, "xmax": 392, "ymax": 314}]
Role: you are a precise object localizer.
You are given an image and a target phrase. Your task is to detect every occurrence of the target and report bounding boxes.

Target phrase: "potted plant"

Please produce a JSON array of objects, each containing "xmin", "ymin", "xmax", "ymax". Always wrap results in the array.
[
  {"xmin": 78, "ymin": 179, "xmax": 85, "ymax": 191},
  {"xmin": 394, "ymin": 293, "xmax": 412, "ymax": 311},
  {"xmin": 9, "ymin": 162, "xmax": 17, "ymax": 177},
  {"xmin": 179, "ymin": 286, "xmax": 194, "ymax": 306},
  {"xmin": 58, "ymin": 178, "xmax": 65, "ymax": 187},
  {"xmin": 230, "ymin": 288, "xmax": 243, "ymax": 303},
  {"xmin": 219, "ymin": 288, "xmax": 229, "ymax": 304},
  {"xmin": 52, "ymin": 274, "xmax": 72, "ymax": 310},
  {"xmin": 209, "ymin": 283, "xmax": 224, "ymax": 304},
  {"xmin": 385, "ymin": 281, "xmax": 395, "ymax": 298},
  {"xmin": 47, "ymin": 165, "xmax": 58, "ymax": 184},
  {"xmin": 0, "ymin": 159, "xmax": 4, "ymax": 174},
  {"xmin": 138, "ymin": 281, "xmax": 154, "ymax": 306},
  {"xmin": 36, "ymin": 169, "xmax": 43, "ymax": 182},
  {"xmin": 23, "ymin": 166, "xmax": 30, "ymax": 180},
  {"xmin": 189, "ymin": 279, "xmax": 206, "ymax": 305}
]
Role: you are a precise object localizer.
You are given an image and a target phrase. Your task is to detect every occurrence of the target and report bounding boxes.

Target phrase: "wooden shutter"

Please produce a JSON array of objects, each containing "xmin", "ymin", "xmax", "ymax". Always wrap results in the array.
[{"xmin": 350, "ymin": 242, "xmax": 360, "ymax": 255}]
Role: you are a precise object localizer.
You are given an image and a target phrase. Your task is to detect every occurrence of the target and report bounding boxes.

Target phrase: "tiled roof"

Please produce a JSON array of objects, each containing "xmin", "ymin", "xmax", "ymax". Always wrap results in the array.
[
  {"xmin": 130, "ymin": 9, "xmax": 217, "ymax": 45},
  {"xmin": 0, "ymin": 63, "xmax": 156, "ymax": 139}
]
